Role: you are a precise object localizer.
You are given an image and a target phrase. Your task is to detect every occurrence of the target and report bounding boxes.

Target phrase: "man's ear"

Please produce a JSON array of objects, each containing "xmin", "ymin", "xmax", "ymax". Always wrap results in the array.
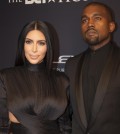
[{"xmin": 109, "ymin": 22, "xmax": 116, "ymax": 33}]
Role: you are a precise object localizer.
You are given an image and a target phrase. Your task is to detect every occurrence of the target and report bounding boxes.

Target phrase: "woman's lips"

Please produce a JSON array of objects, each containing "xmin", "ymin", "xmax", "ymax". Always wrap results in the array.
[{"xmin": 30, "ymin": 55, "xmax": 39, "ymax": 59}]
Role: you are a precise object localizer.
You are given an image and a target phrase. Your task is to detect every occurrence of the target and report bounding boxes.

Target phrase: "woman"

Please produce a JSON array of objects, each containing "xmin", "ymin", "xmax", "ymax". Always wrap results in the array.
[{"xmin": 0, "ymin": 20, "xmax": 70, "ymax": 134}]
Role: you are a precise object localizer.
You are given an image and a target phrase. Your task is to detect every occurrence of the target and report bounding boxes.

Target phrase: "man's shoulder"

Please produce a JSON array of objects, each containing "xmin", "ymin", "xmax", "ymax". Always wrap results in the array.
[
  {"xmin": 65, "ymin": 51, "xmax": 86, "ymax": 74},
  {"xmin": 112, "ymin": 43, "xmax": 120, "ymax": 57},
  {"xmin": 66, "ymin": 51, "xmax": 85, "ymax": 65}
]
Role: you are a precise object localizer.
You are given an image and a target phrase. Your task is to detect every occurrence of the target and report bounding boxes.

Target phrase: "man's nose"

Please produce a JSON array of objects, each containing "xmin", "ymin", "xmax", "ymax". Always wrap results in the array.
[{"xmin": 88, "ymin": 18, "xmax": 94, "ymax": 27}]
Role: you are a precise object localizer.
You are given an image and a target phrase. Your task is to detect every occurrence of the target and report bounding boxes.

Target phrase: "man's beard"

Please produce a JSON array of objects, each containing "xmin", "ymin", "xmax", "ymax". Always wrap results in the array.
[
  {"xmin": 83, "ymin": 29, "xmax": 99, "ymax": 46},
  {"xmin": 84, "ymin": 33, "xmax": 110, "ymax": 47},
  {"xmin": 85, "ymin": 36, "xmax": 99, "ymax": 46}
]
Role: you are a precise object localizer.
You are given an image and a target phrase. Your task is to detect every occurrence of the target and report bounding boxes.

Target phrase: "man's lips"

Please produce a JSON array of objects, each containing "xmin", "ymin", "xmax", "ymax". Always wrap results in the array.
[{"xmin": 86, "ymin": 29, "xmax": 97, "ymax": 36}]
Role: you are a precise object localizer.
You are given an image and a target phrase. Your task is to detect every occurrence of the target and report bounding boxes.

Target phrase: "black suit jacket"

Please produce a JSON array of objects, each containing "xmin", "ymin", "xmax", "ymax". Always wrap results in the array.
[{"xmin": 65, "ymin": 43, "xmax": 120, "ymax": 134}]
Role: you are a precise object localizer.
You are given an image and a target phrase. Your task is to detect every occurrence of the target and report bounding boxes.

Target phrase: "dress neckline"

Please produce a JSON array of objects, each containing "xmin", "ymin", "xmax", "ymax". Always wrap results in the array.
[{"xmin": 25, "ymin": 61, "xmax": 45, "ymax": 72}]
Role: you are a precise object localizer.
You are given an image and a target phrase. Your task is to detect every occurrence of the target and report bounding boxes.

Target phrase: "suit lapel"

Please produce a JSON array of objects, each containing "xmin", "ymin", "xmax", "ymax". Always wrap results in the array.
[
  {"xmin": 79, "ymin": 70, "xmax": 88, "ymax": 128},
  {"xmin": 75, "ymin": 52, "xmax": 88, "ymax": 129}
]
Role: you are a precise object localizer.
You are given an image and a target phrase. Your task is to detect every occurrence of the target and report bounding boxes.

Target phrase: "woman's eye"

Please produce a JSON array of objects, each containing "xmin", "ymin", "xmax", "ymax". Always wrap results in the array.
[
  {"xmin": 38, "ymin": 41, "xmax": 46, "ymax": 46},
  {"xmin": 25, "ymin": 40, "xmax": 32, "ymax": 44}
]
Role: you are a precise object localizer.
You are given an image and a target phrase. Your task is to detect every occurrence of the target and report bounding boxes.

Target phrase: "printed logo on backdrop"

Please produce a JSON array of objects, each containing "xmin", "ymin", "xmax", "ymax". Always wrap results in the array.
[
  {"xmin": 8, "ymin": 0, "xmax": 91, "ymax": 5},
  {"xmin": 53, "ymin": 55, "xmax": 74, "ymax": 72}
]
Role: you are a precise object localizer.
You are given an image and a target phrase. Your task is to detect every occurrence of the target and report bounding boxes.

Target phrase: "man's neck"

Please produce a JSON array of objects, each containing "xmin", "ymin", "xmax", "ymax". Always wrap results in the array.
[{"xmin": 90, "ymin": 38, "xmax": 111, "ymax": 51}]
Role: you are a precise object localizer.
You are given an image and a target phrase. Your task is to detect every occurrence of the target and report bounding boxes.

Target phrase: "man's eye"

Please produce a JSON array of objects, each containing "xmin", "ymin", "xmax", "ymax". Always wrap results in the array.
[
  {"xmin": 95, "ymin": 17, "xmax": 102, "ymax": 21},
  {"xmin": 81, "ymin": 19, "xmax": 88, "ymax": 24}
]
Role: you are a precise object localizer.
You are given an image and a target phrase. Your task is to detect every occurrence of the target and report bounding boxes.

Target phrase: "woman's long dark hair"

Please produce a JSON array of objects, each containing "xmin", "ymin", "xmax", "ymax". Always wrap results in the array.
[{"xmin": 15, "ymin": 20, "xmax": 53, "ymax": 71}]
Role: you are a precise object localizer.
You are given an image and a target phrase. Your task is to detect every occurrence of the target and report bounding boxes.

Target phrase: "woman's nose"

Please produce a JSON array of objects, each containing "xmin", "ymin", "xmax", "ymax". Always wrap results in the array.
[{"xmin": 32, "ymin": 43, "xmax": 37, "ymax": 52}]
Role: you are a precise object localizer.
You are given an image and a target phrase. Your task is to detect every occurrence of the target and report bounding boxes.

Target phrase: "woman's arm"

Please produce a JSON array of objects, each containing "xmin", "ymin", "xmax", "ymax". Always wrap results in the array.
[
  {"xmin": 0, "ymin": 73, "xmax": 10, "ymax": 134},
  {"xmin": 58, "ymin": 101, "xmax": 72, "ymax": 134}
]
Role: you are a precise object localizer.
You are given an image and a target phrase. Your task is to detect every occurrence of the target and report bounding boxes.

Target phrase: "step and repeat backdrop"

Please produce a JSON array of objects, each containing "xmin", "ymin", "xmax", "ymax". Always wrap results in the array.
[{"xmin": 0, "ymin": 0, "xmax": 120, "ymax": 71}]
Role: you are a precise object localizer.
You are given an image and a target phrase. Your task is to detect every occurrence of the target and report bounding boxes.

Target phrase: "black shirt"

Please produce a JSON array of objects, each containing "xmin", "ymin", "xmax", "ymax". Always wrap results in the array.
[{"xmin": 82, "ymin": 43, "xmax": 111, "ymax": 122}]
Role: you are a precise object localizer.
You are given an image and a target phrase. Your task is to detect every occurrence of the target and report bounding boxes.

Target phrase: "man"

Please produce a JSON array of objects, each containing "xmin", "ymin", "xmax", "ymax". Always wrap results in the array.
[{"xmin": 65, "ymin": 2, "xmax": 120, "ymax": 134}]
